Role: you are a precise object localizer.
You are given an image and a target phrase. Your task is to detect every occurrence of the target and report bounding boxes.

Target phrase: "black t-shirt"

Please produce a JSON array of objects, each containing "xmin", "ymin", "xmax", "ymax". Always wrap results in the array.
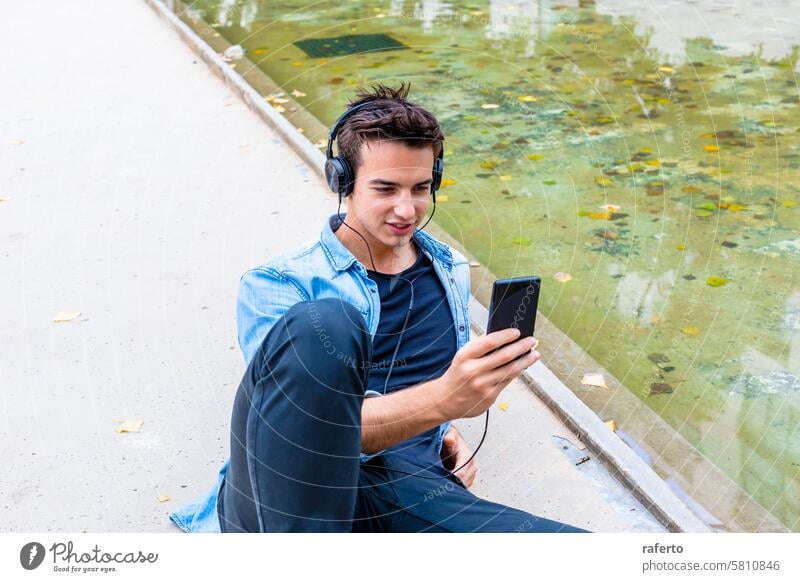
[{"xmin": 366, "ymin": 238, "xmax": 458, "ymax": 460}]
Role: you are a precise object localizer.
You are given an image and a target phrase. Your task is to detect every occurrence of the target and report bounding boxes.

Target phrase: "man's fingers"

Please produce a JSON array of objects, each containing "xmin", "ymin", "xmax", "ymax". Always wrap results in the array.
[{"xmin": 461, "ymin": 327, "xmax": 521, "ymax": 359}]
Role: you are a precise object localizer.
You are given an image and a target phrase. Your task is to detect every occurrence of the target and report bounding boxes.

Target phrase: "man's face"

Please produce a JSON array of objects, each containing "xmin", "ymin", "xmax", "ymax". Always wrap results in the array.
[{"xmin": 347, "ymin": 138, "xmax": 434, "ymax": 250}]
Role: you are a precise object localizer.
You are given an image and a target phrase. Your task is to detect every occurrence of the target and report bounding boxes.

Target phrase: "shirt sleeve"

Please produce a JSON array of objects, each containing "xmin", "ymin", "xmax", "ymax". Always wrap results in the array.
[{"xmin": 236, "ymin": 267, "xmax": 307, "ymax": 368}]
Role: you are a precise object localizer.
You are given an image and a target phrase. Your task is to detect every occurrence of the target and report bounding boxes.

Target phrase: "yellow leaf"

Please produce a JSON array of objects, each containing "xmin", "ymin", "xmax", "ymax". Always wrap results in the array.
[
  {"xmin": 594, "ymin": 176, "xmax": 612, "ymax": 186},
  {"xmin": 479, "ymin": 160, "xmax": 497, "ymax": 170},
  {"xmin": 600, "ymin": 203, "xmax": 621, "ymax": 212},
  {"xmin": 518, "ymin": 95, "xmax": 538, "ymax": 102},
  {"xmin": 527, "ymin": 154, "xmax": 544, "ymax": 161},
  {"xmin": 52, "ymin": 310, "xmax": 80, "ymax": 323},
  {"xmin": 554, "ymin": 272, "xmax": 572, "ymax": 283},
  {"xmin": 704, "ymin": 144, "xmax": 720, "ymax": 152},
  {"xmin": 605, "ymin": 419, "xmax": 617, "ymax": 432},
  {"xmin": 290, "ymin": 60, "xmax": 304, "ymax": 67},
  {"xmin": 439, "ymin": 178, "xmax": 456, "ymax": 188},
  {"xmin": 581, "ymin": 373, "xmax": 609, "ymax": 389},
  {"xmin": 675, "ymin": 244, "xmax": 686, "ymax": 251},
  {"xmin": 157, "ymin": 495, "xmax": 171, "ymax": 503},
  {"xmin": 498, "ymin": 402, "xmax": 509, "ymax": 411},
  {"xmin": 681, "ymin": 326, "xmax": 701, "ymax": 336},
  {"xmin": 644, "ymin": 159, "xmax": 661, "ymax": 167},
  {"xmin": 480, "ymin": 103, "xmax": 499, "ymax": 109},
  {"xmin": 253, "ymin": 48, "xmax": 267, "ymax": 55},
  {"xmin": 782, "ymin": 200, "xmax": 798, "ymax": 208},
  {"xmin": 437, "ymin": 195, "xmax": 449, "ymax": 202},
  {"xmin": 639, "ymin": 146, "xmax": 653, "ymax": 153},
  {"xmin": 590, "ymin": 211, "xmax": 612, "ymax": 219},
  {"xmin": 706, "ymin": 276, "xmax": 730, "ymax": 287},
  {"xmin": 658, "ymin": 65, "xmax": 674, "ymax": 74},
  {"xmin": 116, "ymin": 420, "xmax": 144, "ymax": 433},
  {"xmin": 0, "ymin": 196, "xmax": 10, "ymax": 202},
  {"xmin": 499, "ymin": 175, "xmax": 513, "ymax": 181},
  {"xmin": 291, "ymin": 89, "xmax": 306, "ymax": 97},
  {"xmin": 727, "ymin": 203, "xmax": 747, "ymax": 212}
]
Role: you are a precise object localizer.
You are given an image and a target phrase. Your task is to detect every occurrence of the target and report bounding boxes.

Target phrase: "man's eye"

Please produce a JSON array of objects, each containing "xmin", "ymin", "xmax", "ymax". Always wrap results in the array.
[{"xmin": 375, "ymin": 188, "xmax": 393, "ymax": 193}]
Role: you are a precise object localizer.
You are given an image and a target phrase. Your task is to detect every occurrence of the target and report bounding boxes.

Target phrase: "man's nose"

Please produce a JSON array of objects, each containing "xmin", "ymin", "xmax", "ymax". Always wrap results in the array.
[{"xmin": 394, "ymin": 191, "xmax": 417, "ymax": 218}]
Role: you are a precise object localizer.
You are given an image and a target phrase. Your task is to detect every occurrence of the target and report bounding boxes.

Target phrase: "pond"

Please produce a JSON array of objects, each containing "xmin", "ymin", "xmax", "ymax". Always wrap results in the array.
[{"xmin": 171, "ymin": 0, "xmax": 799, "ymax": 531}]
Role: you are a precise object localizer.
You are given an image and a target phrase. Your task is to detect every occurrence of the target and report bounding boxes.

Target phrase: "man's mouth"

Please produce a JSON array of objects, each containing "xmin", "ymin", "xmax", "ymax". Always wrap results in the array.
[{"xmin": 387, "ymin": 223, "xmax": 413, "ymax": 234}]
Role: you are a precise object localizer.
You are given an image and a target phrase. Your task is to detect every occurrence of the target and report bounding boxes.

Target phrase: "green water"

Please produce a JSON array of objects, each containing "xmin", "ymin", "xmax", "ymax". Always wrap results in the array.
[{"xmin": 178, "ymin": 0, "xmax": 799, "ymax": 530}]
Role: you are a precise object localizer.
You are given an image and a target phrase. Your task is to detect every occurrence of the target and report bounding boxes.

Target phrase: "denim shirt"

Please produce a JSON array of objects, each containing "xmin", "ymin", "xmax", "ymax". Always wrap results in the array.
[{"xmin": 169, "ymin": 212, "xmax": 472, "ymax": 532}]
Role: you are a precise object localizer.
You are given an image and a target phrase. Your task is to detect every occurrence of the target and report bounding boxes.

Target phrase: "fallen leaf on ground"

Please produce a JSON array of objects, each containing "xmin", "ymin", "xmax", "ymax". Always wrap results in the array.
[
  {"xmin": 581, "ymin": 373, "xmax": 609, "ymax": 389},
  {"xmin": 157, "ymin": 495, "xmax": 171, "ymax": 503},
  {"xmin": 116, "ymin": 420, "xmax": 144, "ymax": 433},
  {"xmin": 52, "ymin": 311, "xmax": 80, "ymax": 323},
  {"xmin": 469, "ymin": 261, "xmax": 480, "ymax": 267},
  {"xmin": 605, "ymin": 419, "xmax": 617, "ymax": 432},
  {"xmin": 0, "ymin": 196, "xmax": 11, "ymax": 202},
  {"xmin": 554, "ymin": 272, "xmax": 572, "ymax": 283},
  {"xmin": 498, "ymin": 402, "xmax": 509, "ymax": 411},
  {"xmin": 437, "ymin": 195, "xmax": 449, "ymax": 202},
  {"xmin": 290, "ymin": 89, "xmax": 306, "ymax": 97},
  {"xmin": 480, "ymin": 103, "xmax": 499, "ymax": 109}
]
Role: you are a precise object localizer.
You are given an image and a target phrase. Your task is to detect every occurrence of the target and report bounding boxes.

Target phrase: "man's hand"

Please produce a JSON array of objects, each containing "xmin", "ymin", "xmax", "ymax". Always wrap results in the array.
[{"xmin": 439, "ymin": 425, "xmax": 478, "ymax": 488}]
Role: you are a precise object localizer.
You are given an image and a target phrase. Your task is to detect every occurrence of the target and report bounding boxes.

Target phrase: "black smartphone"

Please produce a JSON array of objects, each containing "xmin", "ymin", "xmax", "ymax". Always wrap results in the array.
[{"xmin": 486, "ymin": 276, "xmax": 541, "ymax": 359}]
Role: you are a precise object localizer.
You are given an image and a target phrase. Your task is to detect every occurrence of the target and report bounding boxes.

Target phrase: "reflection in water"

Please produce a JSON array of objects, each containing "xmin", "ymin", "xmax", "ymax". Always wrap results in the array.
[{"xmin": 177, "ymin": 0, "xmax": 800, "ymax": 530}]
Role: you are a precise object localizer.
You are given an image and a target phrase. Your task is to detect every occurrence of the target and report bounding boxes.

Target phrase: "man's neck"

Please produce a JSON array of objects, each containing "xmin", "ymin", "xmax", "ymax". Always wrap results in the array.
[{"xmin": 334, "ymin": 215, "xmax": 418, "ymax": 275}]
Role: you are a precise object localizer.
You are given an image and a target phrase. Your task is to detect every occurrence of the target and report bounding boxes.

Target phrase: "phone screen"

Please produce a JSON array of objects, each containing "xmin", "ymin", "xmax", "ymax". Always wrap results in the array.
[{"xmin": 487, "ymin": 276, "xmax": 541, "ymax": 337}]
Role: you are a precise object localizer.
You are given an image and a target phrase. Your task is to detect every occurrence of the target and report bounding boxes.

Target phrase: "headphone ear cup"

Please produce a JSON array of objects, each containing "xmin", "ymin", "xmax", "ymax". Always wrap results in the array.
[
  {"xmin": 340, "ymin": 157, "xmax": 355, "ymax": 198},
  {"xmin": 431, "ymin": 157, "xmax": 444, "ymax": 193}
]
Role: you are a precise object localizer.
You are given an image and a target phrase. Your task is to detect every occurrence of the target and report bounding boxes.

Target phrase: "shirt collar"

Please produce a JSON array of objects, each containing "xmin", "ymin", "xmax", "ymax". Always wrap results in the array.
[{"xmin": 320, "ymin": 212, "xmax": 453, "ymax": 272}]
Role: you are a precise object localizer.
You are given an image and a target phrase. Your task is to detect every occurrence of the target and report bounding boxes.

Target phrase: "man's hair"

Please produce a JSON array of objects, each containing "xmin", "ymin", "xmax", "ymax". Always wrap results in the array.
[{"xmin": 335, "ymin": 81, "xmax": 445, "ymax": 174}]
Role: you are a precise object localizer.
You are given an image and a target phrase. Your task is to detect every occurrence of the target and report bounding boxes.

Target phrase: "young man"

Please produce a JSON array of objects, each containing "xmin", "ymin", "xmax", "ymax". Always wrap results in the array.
[{"xmin": 169, "ymin": 83, "xmax": 589, "ymax": 533}]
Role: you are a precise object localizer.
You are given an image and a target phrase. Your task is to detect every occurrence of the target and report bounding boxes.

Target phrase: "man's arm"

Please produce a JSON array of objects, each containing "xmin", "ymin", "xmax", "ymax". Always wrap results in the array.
[{"xmin": 361, "ymin": 377, "xmax": 450, "ymax": 455}]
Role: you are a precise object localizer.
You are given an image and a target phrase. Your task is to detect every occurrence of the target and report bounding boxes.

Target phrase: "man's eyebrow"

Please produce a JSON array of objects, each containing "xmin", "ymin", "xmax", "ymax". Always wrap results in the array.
[{"xmin": 368, "ymin": 178, "xmax": 433, "ymax": 186}]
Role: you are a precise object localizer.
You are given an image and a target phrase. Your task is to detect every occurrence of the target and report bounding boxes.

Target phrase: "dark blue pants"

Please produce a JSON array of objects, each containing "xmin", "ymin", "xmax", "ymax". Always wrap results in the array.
[{"xmin": 218, "ymin": 298, "xmax": 590, "ymax": 533}]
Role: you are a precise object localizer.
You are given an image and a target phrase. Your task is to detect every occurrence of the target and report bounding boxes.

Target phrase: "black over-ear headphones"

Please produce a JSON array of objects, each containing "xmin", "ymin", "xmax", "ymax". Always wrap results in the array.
[{"xmin": 324, "ymin": 101, "xmax": 444, "ymax": 202}]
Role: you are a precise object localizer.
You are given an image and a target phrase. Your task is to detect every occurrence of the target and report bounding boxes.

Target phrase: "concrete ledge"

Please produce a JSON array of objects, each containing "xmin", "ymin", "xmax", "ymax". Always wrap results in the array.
[{"xmin": 144, "ymin": 0, "xmax": 714, "ymax": 533}]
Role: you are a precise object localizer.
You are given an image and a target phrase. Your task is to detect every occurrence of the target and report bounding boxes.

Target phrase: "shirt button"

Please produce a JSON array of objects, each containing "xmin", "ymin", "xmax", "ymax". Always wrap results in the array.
[
  {"xmin": 459, "ymin": 325, "xmax": 465, "ymax": 331},
  {"xmin": 370, "ymin": 288, "xmax": 376, "ymax": 293}
]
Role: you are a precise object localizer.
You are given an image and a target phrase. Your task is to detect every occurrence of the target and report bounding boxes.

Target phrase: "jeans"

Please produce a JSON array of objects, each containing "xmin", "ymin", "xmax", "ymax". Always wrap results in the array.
[{"xmin": 218, "ymin": 297, "xmax": 591, "ymax": 533}]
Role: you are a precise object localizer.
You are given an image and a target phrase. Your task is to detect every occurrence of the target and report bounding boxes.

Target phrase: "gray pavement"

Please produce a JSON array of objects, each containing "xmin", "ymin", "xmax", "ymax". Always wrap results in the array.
[{"xmin": 0, "ymin": 0, "xmax": 665, "ymax": 532}]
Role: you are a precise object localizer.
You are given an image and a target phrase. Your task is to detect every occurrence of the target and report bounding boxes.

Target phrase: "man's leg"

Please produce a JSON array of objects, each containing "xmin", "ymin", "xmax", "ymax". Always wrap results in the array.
[
  {"xmin": 363, "ymin": 452, "xmax": 592, "ymax": 533},
  {"xmin": 218, "ymin": 297, "xmax": 372, "ymax": 532}
]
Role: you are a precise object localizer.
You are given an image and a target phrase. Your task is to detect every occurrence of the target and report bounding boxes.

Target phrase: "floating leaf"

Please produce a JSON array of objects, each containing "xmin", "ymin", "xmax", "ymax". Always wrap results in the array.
[
  {"xmin": 52, "ymin": 310, "xmax": 81, "ymax": 323},
  {"xmin": 644, "ymin": 159, "xmax": 661, "ymax": 168},
  {"xmin": 290, "ymin": 60, "xmax": 304, "ymax": 67},
  {"xmin": 527, "ymin": 153, "xmax": 544, "ymax": 161},
  {"xmin": 706, "ymin": 276, "xmax": 730, "ymax": 287},
  {"xmin": 437, "ymin": 195, "xmax": 449, "ymax": 202},
  {"xmin": 439, "ymin": 178, "xmax": 457, "ymax": 188},
  {"xmin": 721, "ymin": 241, "xmax": 738, "ymax": 248},
  {"xmin": 694, "ymin": 209, "xmax": 714, "ymax": 217},
  {"xmin": 542, "ymin": 179, "xmax": 557, "ymax": 185},
  {"xmin": 649, "ymin": 382, "xmax": 673, "ymax": 395},
  {"xmin": 581, "ymin": 373, "xmax": 609, "ymax": 389},
  {"xmin": 600, "ymin": 204, "xmax": 621, "ymax": 212},
  {"xmin": 781, "ymin": 200, "xmax": 798, "ymax": 208},
  {"xmin": 290, "ymin": 89, "xmax": 306, "ymax": 97},
  {"xmin": 682, "ymin": 185, "xmax": 702, "ymax": 193},
  {"xmin": 594, "ymin": 176, "xmax": 612, "ymax": 186},
  {"xmin": 479, "ymin": 160, "xmax": 497, "ymax": 170},
  {"xmin": 499, "ymin": 175, "xmax": 513, "ymax": 181},
  {"xmin": 658, "ymin": 65, "xmax": 674, "ymax": 74},
  {"xmin": 480, "ymin": 103, "xmax": 499, "ymax": 109},
  {"xmin": 511, "ymin": 236, "xmax": 532, "ymax": 246},
  {"xmin": 681, "ymin": 326, "xmax": 701, "ymax": 336},
  {"xmin": 676, "ymin": 244, "xmax": 686, "ymax": 251},
  {"xmin": 647, "ymin": 353, "xmax": 670, "ymax": 364},
  {"xmin": 518, "ymin": 95, "xmax": 538, "ymax": 102},
  {"xmin": 704, "ymin": 144, "xmax": 720, "ymax": 152},
  {"xmin": 116, "ymin": 419, "xmax": 144, "ymax": 433},
  {"xmin": 726, "ymin": 203, "xmax": 747, "ymax": 212},
  {"xmin": 253, "ymin": 48, "xmax": 267, "ymax": 55},
  {"xmin": 589, "ymin": 211, "xmax": 612, "ymax": 219},
  {"xmin": 639, "ymin": 146, "xmax": 653, "ymax": 153},
  {"xmin": 554, "ymin": 272, "xmax": 572, "ymax": 283},
  {"xmin": 498, "ymin": 402, "xmax": 509, "ymax": 411}
]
